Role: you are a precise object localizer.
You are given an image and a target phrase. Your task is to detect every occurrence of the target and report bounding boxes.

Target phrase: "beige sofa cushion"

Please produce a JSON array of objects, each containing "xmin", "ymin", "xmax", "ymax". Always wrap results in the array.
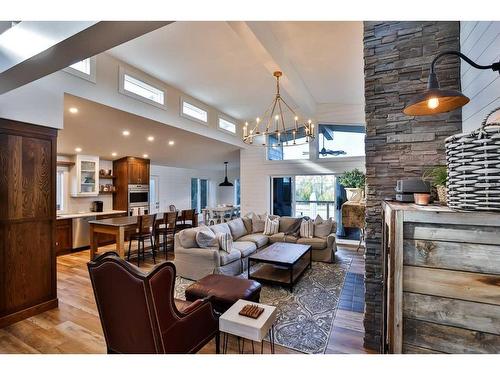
[
  {"xmin": 219, "ymin": 250, "xmax": 241, "ymax": 266},
  {"xmin": 227, "ymin": 218, "xmax": 247, "ymax": 240},
  {"xmin": 210, "ymin": 223, "xmax": 232, "ymax": 236},
  {"xmin": 238, "ymin": 233, "xmax": 269, "ymax": 248},
  {"xmin": 297, "ymin": 237, "xmax": 328, "ymax": 250},
  {"xmin": 232, "ymin": 241, "xmax": 257, "ymax": 257},
  {"xmin": 250, "ymin": 213, "xmax": 267, "ymax": 233},
  {"xmin": 268, "ymin": 232, "xmax": 298, "ymax": 244},
  {"xmin": 179, "ymin": 227, "xmax": 204, "ymax": 248}
]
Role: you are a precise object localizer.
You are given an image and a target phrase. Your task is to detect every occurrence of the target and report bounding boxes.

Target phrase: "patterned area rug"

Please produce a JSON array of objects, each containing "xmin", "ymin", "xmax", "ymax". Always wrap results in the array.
[{"xmin": 174, "ymin": 258, "xmax": 351, "ymax": 354}]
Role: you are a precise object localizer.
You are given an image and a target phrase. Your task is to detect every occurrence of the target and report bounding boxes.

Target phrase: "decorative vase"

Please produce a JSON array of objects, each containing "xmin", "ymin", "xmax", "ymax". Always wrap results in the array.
[
  {"xmin": 436, "ymin": 185, "xmax": 447, "ymax": 205},
  {"xmin": 345, "ymin": 188, "xmax": 363, "ymax": 202}
]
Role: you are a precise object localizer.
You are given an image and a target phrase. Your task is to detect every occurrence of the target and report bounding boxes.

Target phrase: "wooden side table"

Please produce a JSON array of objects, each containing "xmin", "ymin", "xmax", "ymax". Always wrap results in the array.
[
  {"xmin": 219, "ymin": 299, "xmax": 277, "ymax": 354},
  {"xmin": 341, "ymin": 200, "xmax": 366, "ymax": 252}
]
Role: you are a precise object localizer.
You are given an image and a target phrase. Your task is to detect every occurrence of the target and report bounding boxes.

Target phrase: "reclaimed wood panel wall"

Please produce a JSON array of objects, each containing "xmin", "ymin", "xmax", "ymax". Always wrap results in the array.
[{"xmin": 384, "ymin": 202, "xmax": 500, "ymax": 353}]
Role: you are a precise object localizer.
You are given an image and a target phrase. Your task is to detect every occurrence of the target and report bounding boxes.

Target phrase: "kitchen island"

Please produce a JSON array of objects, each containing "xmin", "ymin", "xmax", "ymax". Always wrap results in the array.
[{"xmin": 89, "ymin": 216, "xmax": 138, "ymax": 260}]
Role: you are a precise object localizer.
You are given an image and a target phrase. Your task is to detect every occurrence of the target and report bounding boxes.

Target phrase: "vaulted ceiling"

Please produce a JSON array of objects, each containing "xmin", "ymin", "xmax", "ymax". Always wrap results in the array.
[{"xmin": 108, "ymin": 21, "xmax": 364, "ymax": 122}]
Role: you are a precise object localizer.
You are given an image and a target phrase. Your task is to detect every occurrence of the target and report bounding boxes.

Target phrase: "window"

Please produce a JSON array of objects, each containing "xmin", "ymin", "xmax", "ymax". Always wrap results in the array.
[
  {"xmin": 218, "ymin": 117, "xmax": 236, "ymax": 134},
  {"xmin": 70, "ymin": 59, "xmax": 90, "ymax": 75},
  {"xmin": 182, "ymin": 100, "xmax": 208, "ymax": 123},
  {"xmin": 119, "ymin": 67, "xmax": 165, "ymax": 108},
  {"xmin": 234, "ymin": 178, "xmax": 240, "ymax": 206},
  {"xmin": 318, "ymin": 124, "xmax": 365, "ymax": 158},
  {"xmin": 63, "ymin": 57, "xmax": 96, "ymax": 82},
  {"xmin": 56, "ymin": 170, "xmax": 64, "ymax": 212},
  {"xmin": 267, "ymin": 127, "xmax": 309, "ymax": 160},
  {"xmin": 295, "ymin": 175, "xmax": 336, "ymax": 219},
  {"xmin": 191, "ymin": 178, "xmax": 209, "ymax": 212}
]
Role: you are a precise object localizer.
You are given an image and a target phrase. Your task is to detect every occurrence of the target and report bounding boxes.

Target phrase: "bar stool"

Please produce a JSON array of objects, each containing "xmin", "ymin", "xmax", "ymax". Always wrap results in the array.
[
  {"xmin": 127, "ymin": 214, "xmax": 156, "ymax": 267},
  {"xmin": 155, "ymin": 211, "xmax": 178, "ymax": 255},
  {"xmin": 177, "ymin": 209, "xmax": 196, "ymax": 230}
]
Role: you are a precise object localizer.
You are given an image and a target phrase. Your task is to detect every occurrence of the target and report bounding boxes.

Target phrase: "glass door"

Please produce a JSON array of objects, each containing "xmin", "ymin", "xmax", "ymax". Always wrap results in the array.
[
  {"xmin": 150, "ymin": 175, "xmax": 160, "ymax": 214},
  {"xmin": 79, "ymin": 158, "xmax": 98, "ymax": 195},
  {"xmin": 271, "ymin": 177, "xmax": 293, "ymax": 216}
]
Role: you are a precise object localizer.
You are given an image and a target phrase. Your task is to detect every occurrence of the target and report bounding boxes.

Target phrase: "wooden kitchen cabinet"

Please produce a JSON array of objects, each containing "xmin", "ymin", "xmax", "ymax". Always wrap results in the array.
[
  {"xmin": 382, "ymin": 201, "xmax": 500, "ymax": 354},
  {"xmin": 55, "ymin": 219, "xmax": 73, "ymax": 256},
  {"xmin": 127, "ymin": 158, "xmax": 149, "ymax": 184},
  {"xmin": 113, "ymin": 156, "xmax": 150, "ymax": 211}
]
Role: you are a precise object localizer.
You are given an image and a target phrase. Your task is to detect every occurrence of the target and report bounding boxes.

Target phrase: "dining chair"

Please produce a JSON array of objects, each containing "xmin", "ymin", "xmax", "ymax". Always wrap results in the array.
[
  {"xmin": 169, "ymin": 204, "xmax": 177, "ymax": 212},
  {"xmin": 177, "ymin": 209, "xmax": 196, "ymax": 230},
  {"xmin": 155, "ymin": 211, "xmax": 178, "ymax": 255},
  {"xmin": 207, "ymin": 209, "xmax": 220, "ymax": 226},
  {"xmin": 127, "ymin": 214, "xmax": 156, "ymax": 267}
]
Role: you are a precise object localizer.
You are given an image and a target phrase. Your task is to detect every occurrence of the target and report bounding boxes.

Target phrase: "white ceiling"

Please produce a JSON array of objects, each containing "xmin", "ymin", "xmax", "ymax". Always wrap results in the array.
[
  {"xmin": 59, "ymin": 94, "xmax": 240, "ymax": 171},
  {"xmin": 108, "ymin": 21, "xmax": 364, "ymax": 121}
]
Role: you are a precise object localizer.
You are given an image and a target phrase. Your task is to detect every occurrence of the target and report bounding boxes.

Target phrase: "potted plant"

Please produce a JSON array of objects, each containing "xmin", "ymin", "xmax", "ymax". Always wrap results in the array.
[
  {"xmin": 423, "ymin": 166, "xmax": 448, "ymax": 205},
  {"xmin": 339, "ymin": 169, "xmax": 366, "ymax": 202}
]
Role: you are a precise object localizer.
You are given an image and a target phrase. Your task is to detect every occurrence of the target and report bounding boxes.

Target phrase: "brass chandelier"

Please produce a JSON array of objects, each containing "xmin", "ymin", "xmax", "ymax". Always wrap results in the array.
[{"xmin": 242, "ymin": 71, "xmax": 315, "ymax": 147}]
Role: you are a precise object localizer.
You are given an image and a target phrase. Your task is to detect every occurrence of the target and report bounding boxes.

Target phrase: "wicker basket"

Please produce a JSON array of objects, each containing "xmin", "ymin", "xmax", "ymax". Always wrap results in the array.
[{"xmin": 445, "ymin": 107, "xmax": 500, "ymax": 211}]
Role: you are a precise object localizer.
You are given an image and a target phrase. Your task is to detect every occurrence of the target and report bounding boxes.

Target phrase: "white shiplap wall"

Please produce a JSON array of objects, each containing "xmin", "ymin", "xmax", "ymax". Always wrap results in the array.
[
  {"xmin": 461, "ymin": 21, "xmax": 500, "ymax": 132},
  {"xmin": 240, "ymin": 147, "xmax": 365, "ymax": 215}
]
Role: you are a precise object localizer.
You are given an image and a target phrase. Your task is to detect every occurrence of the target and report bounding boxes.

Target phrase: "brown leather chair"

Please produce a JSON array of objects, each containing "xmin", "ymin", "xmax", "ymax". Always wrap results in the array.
[
  {"xmin": 88, "ymin": 252, "xmax": 219, "ymax": 354},
  {"xmin": 155, "ymin": 211, "xmax": 178, "ymax": 255}
]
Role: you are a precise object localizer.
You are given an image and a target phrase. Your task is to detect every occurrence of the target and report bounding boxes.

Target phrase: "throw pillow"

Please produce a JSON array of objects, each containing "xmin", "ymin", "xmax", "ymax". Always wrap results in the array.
[
  {"xmin": 314, "ymin": 216, "xmax": 333, "ymax": 238},
  {"xmin": 179, "ymin": 227, "xmax": 203, "ymax": 248},
  {"xmin": 300, "ymin": 219, "xmax": 314, "ymax": 238},
  {"xmin": 263, "ymin": 217, "xmax": 279, "ymax": 235},
  {"xmin": 216, "ymin": 232, "xmax": 233, "ymax": 253},
  {"xmin": 285, "ymin": 218, "xmax": 302, "ymax": 236},
  {"xmin": 251, "ymin": 212, "xmax": 267, "ymax": 233},
  {"xmin": 195, "ymin": 227, "xmax": 219, "ymax": 248},
  {"xmin": 227, "ymin": 218, "xmax": 247, "ymax": 240}
]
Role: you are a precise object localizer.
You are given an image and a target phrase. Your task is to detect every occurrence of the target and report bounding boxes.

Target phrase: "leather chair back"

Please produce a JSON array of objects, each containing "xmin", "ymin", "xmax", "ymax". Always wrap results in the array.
[
  {"xmin": 88, "ymin": 252, "xmax": 219, "ymax": 354},
  {"xmin": 87, "ymin": 253, "xmax": 162, "ymax": 353}
]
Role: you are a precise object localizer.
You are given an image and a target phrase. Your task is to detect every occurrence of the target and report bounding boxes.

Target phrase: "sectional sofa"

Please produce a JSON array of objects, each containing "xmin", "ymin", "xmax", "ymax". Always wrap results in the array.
[{"xmin": 174, "ymin": 216, "xmax": 337, "ymax": 280}]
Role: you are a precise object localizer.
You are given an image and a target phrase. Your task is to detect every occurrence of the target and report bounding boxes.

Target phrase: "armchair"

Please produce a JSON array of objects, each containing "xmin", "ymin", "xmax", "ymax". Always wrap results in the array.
[{"xmin": 87, "ymin": 252, "xmax": 219, "ymax": 353}]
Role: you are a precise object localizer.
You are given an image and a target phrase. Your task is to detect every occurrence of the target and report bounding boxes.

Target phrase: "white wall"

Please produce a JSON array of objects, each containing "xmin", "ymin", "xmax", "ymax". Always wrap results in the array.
[
  {"xmin": 0, "ymin": 52, "xmax": 243, "ymax": 148},
  {"xmin": 150, "ymin": 164, "xmax": 240, "ymax": 213},
  {"xmin": 460, "ymin": 21, "xmax": 500, "ymax": 132}
]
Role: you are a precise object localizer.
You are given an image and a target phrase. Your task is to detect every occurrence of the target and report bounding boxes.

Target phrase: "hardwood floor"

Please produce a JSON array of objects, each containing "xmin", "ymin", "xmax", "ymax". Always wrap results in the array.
[{"xmin": 0, "ymin": 241, "xmax": 374, "ymax": 354}]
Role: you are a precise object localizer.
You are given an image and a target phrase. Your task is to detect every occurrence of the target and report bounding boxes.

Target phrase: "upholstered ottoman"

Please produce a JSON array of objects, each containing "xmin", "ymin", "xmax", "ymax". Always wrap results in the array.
[{"xmin": 185, "ymin": 274, "xmax": 261, "ymax": 313}]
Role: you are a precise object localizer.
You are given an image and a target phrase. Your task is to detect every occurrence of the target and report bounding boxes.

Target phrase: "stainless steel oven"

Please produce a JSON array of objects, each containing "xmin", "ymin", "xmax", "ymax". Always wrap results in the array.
[{"xmin": 128, "ymin": 184, "xmax": 149, "ymax": 207}]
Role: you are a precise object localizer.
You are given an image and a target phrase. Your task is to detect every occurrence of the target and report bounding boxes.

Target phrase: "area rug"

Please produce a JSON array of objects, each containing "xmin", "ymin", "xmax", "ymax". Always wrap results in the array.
[{"xmin": 174, "ymin": 257, "xmax": 352, "ymax": 354}]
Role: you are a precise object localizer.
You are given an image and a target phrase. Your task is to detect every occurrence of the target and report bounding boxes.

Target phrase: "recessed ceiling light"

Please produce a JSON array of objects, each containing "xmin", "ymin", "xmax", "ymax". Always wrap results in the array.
[
  {"xmin": 147, "ymin": 136, "xmax": 155, "ymax": 142},
  {"xmin": 143, "ymin": 154, "xmax": 149, "ymax": 158},
  {"xmin": 75, "ymin": 147, "xmax": 82, "ymax": 153},
  {"xmin": 168, "ymin": 140, "xmax": 175, "ymax": 146},
  {"xmin": 111, "ymin": 152, "xmax": 117, "ymax": 157},
  {"xmin": 122, "ymin": 130, "xmax": 130, "ymax": 136},
  {"xmin": 69, "ymin": 107, "xmax": 78, "ymax": 114}
]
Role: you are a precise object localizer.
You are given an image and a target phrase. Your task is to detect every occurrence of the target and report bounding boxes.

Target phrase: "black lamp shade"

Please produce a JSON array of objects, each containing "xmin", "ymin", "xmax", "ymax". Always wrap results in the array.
[
  {"xmin": 219, "ymin": 161, "xmax": 233, "ymax": 186},
  {"xmin": 403, "ymin": 88, "xmax": 470, "ymax": 116},
  {"xmin": 219, "ymin": 177, "xmax": 233, "ymax": 187}
]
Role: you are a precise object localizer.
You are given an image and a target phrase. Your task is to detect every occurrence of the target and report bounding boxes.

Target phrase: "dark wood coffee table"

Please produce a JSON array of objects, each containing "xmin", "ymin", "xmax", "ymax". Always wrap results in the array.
[{"xmin": 248, "ymin": 242, "xmax": 312, "ymax": 292}]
